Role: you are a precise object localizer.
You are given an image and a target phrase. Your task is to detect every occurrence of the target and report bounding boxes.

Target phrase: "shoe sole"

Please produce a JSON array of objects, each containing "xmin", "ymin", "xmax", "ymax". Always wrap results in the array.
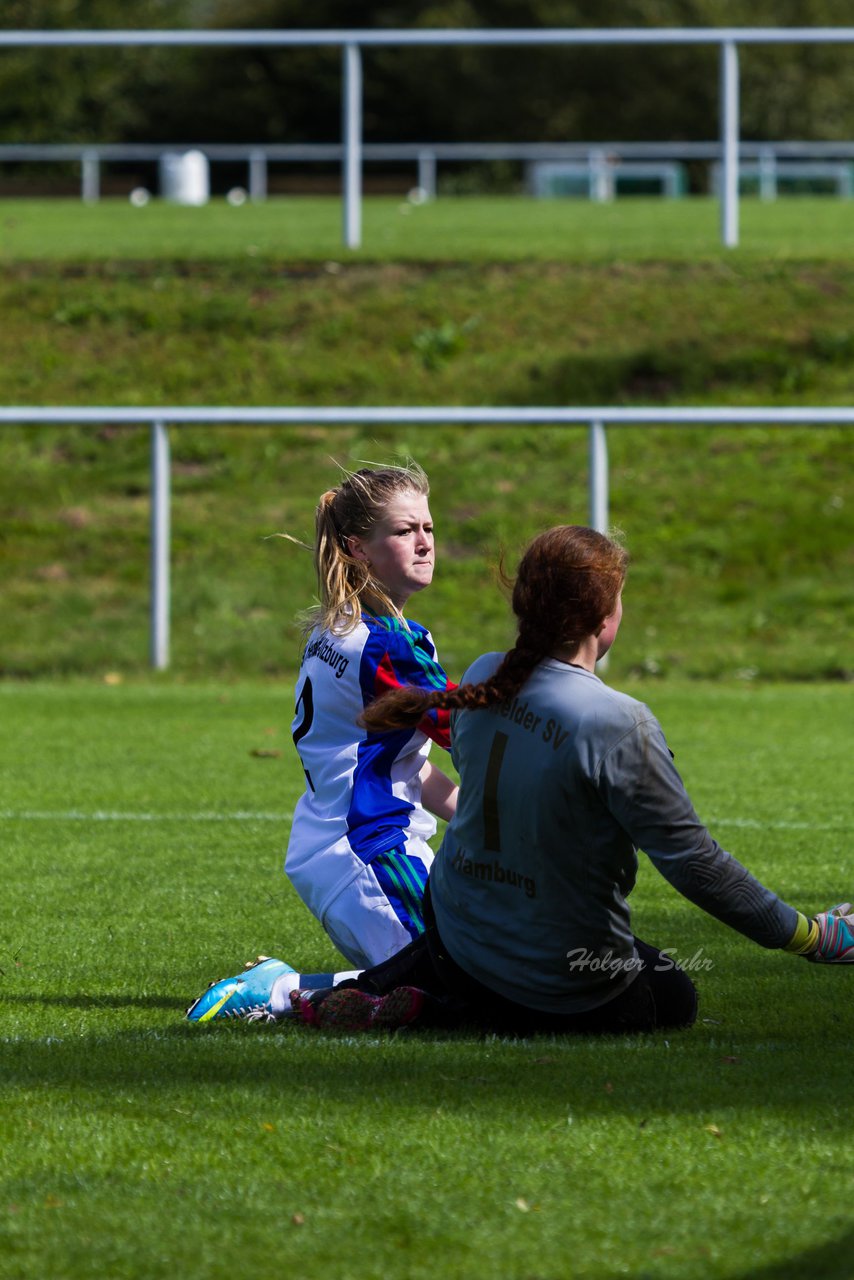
[{"xmin": 301, "ymin": 986, "xmax": 424, "ymax": 1032}]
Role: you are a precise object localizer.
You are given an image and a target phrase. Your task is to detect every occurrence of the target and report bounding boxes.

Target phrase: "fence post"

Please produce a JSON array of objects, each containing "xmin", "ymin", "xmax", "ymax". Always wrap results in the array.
[
  {"xmin": 150, "ymin": 421, "xmax": 170, "ymax": 671},
  {"xmin": 589, "ymin": 148, "xmax": 613, "ymax": 203},
  {"xmin": 589, "ymin": 419, "xmax": 610, "ymax": 671},
  {"xmin": 758, "ymin": 145, "xmax": 776, "ymax": 201},
  {"xmin": 342, "ymin": 42, "xmax": 363, "ymax": 249},
  {"xmin": 417, "ymin": 149, "xmax": 437, "ymax": 199},
  {"xmin": 248, "ymin": 148, "xmax": 267, "ymax": 201},
  {"xmin": 719, "ymin": 39, "xmax": 740, "ymax": 247},
  {"xmin": 81, "ymin": 149, "xmax": 100, "ymax": 203},
  {"xmin": 589, "ymin": 420, "xmax": 609, "ymax": 534}
]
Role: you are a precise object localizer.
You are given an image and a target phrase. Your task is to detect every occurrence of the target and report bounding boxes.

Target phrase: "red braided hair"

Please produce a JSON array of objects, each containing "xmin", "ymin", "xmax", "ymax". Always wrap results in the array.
[{"xmin": 361, "ymin": 526, "xmax": 627, "ymax": 732}]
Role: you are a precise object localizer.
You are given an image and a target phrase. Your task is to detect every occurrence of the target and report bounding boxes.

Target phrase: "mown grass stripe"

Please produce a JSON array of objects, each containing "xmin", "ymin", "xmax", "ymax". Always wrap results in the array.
[
  {"xmin": 0, "ymin": 810, "xmax": 842, "ymax": 830},
  {"xmin": 0, "ymin": 810, "xmax": 292, "ymax": 822}
]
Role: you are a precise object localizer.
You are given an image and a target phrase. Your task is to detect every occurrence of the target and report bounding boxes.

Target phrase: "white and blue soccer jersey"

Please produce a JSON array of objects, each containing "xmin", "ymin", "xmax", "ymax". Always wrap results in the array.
[{"xmin": 285, "ymin": 615, "xmax": 452, "ymax": 932}]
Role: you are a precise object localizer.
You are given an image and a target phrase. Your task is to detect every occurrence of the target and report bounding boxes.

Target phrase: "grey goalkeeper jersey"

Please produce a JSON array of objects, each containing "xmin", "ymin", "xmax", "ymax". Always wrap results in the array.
[{"xmin": 429, "ymin": 655, "xmax": 799, "ymax": 1015}]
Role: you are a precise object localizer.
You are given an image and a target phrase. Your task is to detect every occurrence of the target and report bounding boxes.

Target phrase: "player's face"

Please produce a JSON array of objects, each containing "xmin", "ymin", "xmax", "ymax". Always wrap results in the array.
[
  {"xmin": 348, "ymin": 491, "xmax": 435, "ymax": 608},
  {"xmin": 596, "ymin": 592, "xmax": 623, "ymax": 660}
]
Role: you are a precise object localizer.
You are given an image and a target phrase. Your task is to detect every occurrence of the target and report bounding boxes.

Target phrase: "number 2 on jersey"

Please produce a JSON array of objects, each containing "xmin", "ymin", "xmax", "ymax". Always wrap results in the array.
[{"xmin": 293, "ymin": 676, "xmax": 315, "ymax": 791}]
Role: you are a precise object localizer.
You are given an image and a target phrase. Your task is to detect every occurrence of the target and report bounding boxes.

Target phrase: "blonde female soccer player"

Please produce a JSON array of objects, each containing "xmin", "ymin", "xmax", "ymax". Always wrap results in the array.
[
  {"xmin": 284, "ymin": 463, "xmax": 458, "ymax": 967},
  {"xmin": 187, "ymin": 463, "xmax": 458, "ymax": 1022}
]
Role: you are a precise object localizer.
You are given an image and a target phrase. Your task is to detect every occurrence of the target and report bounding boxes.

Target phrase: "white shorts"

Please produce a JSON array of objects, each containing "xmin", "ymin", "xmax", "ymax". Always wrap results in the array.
[{"xmin": 318, "ymin": 845, "xmax": 433, "ymax": 970}]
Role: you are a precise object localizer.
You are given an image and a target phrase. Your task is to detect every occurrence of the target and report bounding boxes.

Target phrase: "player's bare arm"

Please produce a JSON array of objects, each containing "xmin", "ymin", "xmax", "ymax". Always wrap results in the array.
[{"xmin": 419, "ymin": 760, "xmax": 459, "ymax": 822}]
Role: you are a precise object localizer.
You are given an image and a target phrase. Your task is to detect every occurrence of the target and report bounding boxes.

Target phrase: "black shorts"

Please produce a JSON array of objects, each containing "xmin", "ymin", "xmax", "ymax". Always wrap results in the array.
[{"xmin": 356, "ymin": 883, "xmax": 698, "ymax": 1036}]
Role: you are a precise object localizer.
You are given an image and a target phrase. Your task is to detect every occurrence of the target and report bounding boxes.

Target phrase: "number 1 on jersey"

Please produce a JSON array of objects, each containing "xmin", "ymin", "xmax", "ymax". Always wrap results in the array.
[{"xmin": 482, "ymin": 730, "xmax": 509, "ymax": 853}]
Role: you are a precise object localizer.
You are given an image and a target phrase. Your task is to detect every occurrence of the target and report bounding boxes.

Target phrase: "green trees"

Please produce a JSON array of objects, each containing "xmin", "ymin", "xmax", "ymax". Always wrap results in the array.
[{"xmin": 0, "ymin": 1, "xmax": 852, "ymax": 148}]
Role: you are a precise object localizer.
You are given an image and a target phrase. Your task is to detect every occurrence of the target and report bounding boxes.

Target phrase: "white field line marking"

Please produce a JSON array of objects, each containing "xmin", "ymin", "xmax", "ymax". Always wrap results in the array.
[
  {"xmin": 0, "ymin": 810, "xmax": 291, "ymax": 822},
  {"xmin": 0, "ymin": 810, "xmax": 842, "ymax": 831},
  {"xmin": 706, "ymin": 816, "xmax": 843, "ymax": 832}
]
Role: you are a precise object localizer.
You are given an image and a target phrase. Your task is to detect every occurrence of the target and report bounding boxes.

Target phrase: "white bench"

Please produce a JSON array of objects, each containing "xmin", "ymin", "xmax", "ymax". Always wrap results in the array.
[{"xmin": 528, "ymin": 156, "xmax": 687, "ymax": 201}]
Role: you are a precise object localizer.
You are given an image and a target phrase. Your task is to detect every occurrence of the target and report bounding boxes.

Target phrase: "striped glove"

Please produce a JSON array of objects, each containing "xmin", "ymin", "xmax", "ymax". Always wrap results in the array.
[
  {"xmin": 810, "ymin": 905, "xmax": 854, "ymax": 963},
  {"xmin": 786, "ymin": 905, "xmax": 854, "ymax": 963}
]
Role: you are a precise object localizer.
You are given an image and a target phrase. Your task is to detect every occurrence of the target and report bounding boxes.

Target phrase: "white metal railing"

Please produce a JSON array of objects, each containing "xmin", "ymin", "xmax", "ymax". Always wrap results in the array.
[
  {"xmin": 3, "ymin": 404, "xmax": 852, "ymax": 670},
  {"xmin": 5, "ymin": 140, "xmax": 854, "ymax": 203},
  {"xmin": 3, "ymin": 28, "xmax": 854, "ymax": 247}
]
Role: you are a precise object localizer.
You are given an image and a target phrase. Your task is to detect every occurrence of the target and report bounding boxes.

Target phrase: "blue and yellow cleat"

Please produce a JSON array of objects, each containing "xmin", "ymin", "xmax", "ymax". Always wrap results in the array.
[{"xmin": 186, "ymin": 956, "xmax": 296, "ymax": 1023}]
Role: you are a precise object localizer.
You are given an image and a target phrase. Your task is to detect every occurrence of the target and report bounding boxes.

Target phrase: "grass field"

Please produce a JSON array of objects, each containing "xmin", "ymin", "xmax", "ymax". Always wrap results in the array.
[
  {"xmin": 4, "ymin": 195, "xmax": 854, "ymax": 261},
  {"xmin": 2, "ymin": 417, "xmax": 851, "ymax": 683},
  {"xmin": 0, "ymin": 196, "xmax": 852, "ymax": 681},
  {"xmin": 2, "ymin": 679, "xmax": 853, "ymax": 1280},
  {"xmin": 1, "ymin": 192, "xmax": 852, "ymax": 1277}
]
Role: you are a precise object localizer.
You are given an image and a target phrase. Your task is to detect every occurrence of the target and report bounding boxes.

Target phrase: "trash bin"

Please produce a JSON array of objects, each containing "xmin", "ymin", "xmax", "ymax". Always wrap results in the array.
[{"xmin": 159, "ymin": 150, "xmax": 210, "ymax": 205}]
